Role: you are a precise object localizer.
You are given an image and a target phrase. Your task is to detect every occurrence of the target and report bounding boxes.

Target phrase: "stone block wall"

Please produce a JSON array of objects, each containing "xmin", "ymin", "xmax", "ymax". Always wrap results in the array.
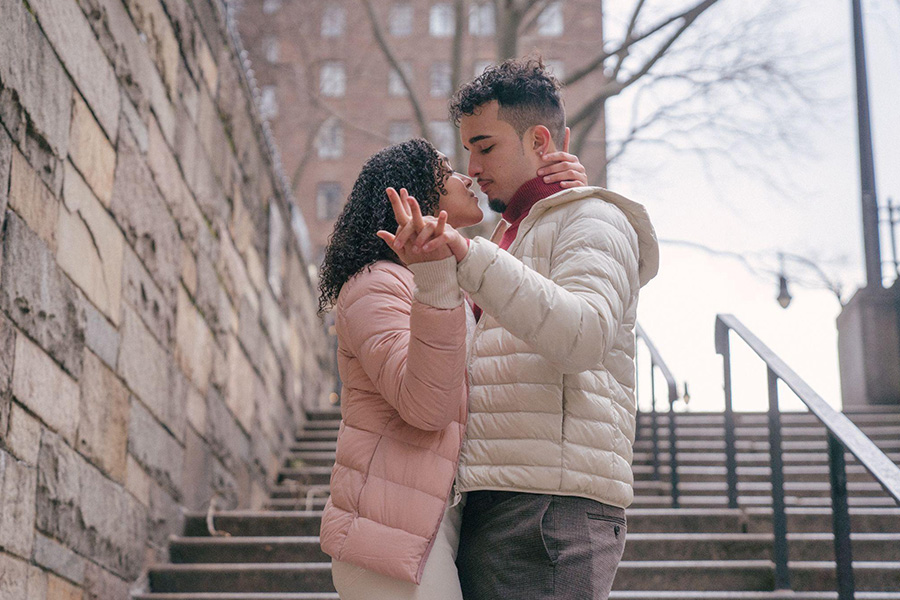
[{"xmin": 0, "ymin": 0, "xmax": 333, "ymax": 595}]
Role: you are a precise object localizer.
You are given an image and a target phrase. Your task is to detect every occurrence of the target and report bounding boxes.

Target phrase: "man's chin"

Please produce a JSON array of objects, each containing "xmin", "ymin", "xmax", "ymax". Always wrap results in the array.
[{"xmin": 488, "ymin": 198, "xmax": 507, "ymax": 214}]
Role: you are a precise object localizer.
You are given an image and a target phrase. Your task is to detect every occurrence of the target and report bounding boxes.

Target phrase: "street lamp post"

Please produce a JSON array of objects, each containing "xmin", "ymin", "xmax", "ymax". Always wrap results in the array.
[{"xmin": 851, "ymin": 0, "xmax": 882, "ymax": 289}]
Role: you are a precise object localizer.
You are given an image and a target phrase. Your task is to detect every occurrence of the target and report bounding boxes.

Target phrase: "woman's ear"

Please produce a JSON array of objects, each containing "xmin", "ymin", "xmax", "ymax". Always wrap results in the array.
[{"xmin": 531, "ymin": 125, "xmax": 553, "ymax": 157}]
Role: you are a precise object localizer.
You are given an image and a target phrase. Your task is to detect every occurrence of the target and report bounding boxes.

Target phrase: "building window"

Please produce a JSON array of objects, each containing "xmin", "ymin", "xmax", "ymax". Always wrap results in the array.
[
  {"xmin": 389, "ymin": 62, "xmax": 412, "ymax": 97},
  {"xmin": 469, "ymin": 3, "xmax": 495, "ymax": 36},
  {"xmin": 430, "ymin": 121, "xmax": 456, "ymax": 158},
  {"xmin": 317, "ymin": 182, "xmax": 344, "ymax": 221},
  {"xmin": 473, "ymin": 60, "xmax": 492, "ymax": 78},
  {"xmin": 259, "ymin": 86, "xmax": 278, "ymax": 119},
  {"xmin": 316, "ymin": 118, "xmax": 344, "ymax": 159},
  {"xmin": 322, "ymin": 5, "xmax": 347, "ymax": 37},
  {"xmin": 429, "ymin": 3, "xmax": 455, "ymax": 37},
  {"xmin": 389, "ymin": 121, "xmax": 414, "ymax": 145},
  {"xmin": 537, "ymin": 2, "xmax": 563, "ymax": 37},
  {"xmin": 545, "ymin": 59, "xmax": 565, "ymax": 80},
  {"xmin": 430, "ymin": 62, "xmax": 452, "ymax": 97},
  {"xmin": 320, "ymin": 61, "xmax": 346, "ymax": 97},
  {"xmin": 262, "ymin": 36, "xmax": 280, "ymax": 63},
  {"xmin": 390, "ymin": 3, "xmax": 413, "ymax": 37},
  {"xmin": 262, "ymin": 0, "xmax": 282, "ymax": 15}
]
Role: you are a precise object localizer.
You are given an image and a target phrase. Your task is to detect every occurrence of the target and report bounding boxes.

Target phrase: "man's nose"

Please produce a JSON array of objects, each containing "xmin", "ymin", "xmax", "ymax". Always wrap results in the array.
[{"xmin": 467, "ymin": 155, "xmax": 481, "ymax": 178}]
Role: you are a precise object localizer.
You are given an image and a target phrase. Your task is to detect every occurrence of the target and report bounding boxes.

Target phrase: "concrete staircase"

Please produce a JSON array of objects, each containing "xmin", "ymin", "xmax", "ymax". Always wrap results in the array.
[{"xmin": 134, "ymin": 406, "xmax": 900, "ymax": 599}]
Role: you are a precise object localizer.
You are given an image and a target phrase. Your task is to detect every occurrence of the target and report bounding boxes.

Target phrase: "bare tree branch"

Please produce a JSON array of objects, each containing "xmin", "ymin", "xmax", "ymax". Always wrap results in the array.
[
  {"xmin": 452, "ymin": 0, "xmax": 467, "ymax": 160},
  {"xmin": 518, "ymin": 0, "xmax": 555, "ymax": 37},
  {"xmin": 568, "ymin": 0, "xmax": 719, "ymax": 130},
  {"xmin": 361, "ymin": 0, "xmax": 431, "ymax": 140},
  {"xmin": 565, "ymin": 0, "xmax": 721, "ymax": 87},
  {"xmin": 290, "ymin": 120, "xmax": 324, "ymax": 194}
]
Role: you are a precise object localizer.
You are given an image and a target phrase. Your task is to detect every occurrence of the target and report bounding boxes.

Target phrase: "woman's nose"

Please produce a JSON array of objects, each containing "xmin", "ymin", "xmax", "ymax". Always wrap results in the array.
[{"xmin": 462, "ymin": 174, "xmax": 474, "ymax": 188}]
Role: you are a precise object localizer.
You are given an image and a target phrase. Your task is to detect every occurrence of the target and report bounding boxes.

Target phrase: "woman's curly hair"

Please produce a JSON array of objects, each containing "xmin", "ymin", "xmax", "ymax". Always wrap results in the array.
[{"xmin": 317, "ymin": 138, "xmax": 449, "ymax": 314}]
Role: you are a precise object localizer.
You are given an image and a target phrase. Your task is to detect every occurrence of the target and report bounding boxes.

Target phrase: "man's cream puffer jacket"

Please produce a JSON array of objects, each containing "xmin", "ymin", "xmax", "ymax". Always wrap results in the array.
[{"xmin": 456, "ymin": 186, "xmax": 660, "ymax": 509}]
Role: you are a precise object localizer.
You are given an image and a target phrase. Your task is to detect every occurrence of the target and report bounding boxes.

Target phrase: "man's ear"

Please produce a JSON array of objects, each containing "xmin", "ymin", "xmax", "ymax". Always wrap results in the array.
[
  {"xmin": 563, "ymin": 127, "xmax": 570, "ymax": 153},
  {"xmin": 531, "ymin": 125, "xmax": 553, "ymax": 157}
]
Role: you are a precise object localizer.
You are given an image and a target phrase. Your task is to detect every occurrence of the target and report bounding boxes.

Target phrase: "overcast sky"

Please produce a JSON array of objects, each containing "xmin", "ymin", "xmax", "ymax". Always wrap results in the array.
[{"xmin": 602, "ymin": 0, "xmax": 900, "ymax": 412}]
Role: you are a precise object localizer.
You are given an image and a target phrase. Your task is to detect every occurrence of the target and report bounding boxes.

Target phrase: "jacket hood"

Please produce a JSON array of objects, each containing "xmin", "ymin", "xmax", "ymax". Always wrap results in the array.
[{"xmin": 531, "ymin": 186, "xmax": 660, "ymax": 287}]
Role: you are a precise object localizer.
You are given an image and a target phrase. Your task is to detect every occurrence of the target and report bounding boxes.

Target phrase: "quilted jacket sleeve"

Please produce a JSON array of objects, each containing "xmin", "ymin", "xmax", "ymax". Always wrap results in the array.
[
  {"xmin": 338, "ymin": 259, "xmax": 467, "ymax": 431},
  {"xmin": 457, "ymin": 200, "xmax": 639, "ymax": 374}
]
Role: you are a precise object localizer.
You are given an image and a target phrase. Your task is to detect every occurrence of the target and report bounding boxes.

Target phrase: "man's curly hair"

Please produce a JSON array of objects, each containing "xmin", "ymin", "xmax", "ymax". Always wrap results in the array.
[
  {"xmin": 317, "ymin": 138, "xmax": 449, "ymax": 314},
  {"xmin": 449, "ymin": 57, "xmax": 566, "ymax": 147}
]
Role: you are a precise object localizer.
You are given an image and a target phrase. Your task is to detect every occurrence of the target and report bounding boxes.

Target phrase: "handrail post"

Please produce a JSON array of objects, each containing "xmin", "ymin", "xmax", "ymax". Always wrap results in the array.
[
  {"xmin": 828, "ymin": 432, "xmax": 856, "ymax": 600},
  {"xmin": 715, "ymin": 321, "xmax": 739, "ymax": 509},
  {"xmin": 668, "ymin": 383, "xmax": 680, "ymax": 508},
  {"xmin": 650, "ymin": 363, "xmax": 660, "ymax": 481},
  {"xmin": 767, "ymin": 368, "xmax": 791, "ymax": 590}
]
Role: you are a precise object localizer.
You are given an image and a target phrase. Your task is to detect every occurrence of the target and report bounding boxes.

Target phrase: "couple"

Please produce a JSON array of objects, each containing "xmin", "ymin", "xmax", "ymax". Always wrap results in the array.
[{"xmin": 317, "ymin": 58, "xmax": 659, "ymax": 600}]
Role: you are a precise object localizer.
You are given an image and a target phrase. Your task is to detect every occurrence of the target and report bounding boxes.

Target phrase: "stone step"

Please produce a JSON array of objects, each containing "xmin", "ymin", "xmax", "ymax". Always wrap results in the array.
[
  {"xmin": 293, "ymin": 430, "xmax": 339, "ymax": 442},
  {"xmin": 276, "ymin": 467, "xmax": 332, "ymax": 486},
  {"xmin": 288, "ymin": 442, "xmax": 338, "ymax": 453},
  {"xmin": 630, "ymin": 495, "xmax": 899, "ymax": 509},
  {"xmin": 636, "ymin": 425, "xmax": 900, "ymax": 441},
  {"xmin": 611, "ymin": 560, "xmax": 900, "ymax": 591},
  {"xmin": 184, "ymin": 508, "xmax": 900, "ymax": 538},
  {"xmin": 148, "ymin": 563, "xmax": 335, "ymax": 593},
  {"xmin": 636, "ymin": 410, "xmax": 900, "ymax": 426},
  {"xmin": 132, "ymin": 593, "xmax": 900, "ymax": 600},
  {"xmin": 184, "ymin": 512, "xmax": 324, "ymax": 538},
  {"xmin": 169, "ymin": 536, "xmax": 329, "ymax": 564},
  {"xmin": 301, "ymin": 420, "xmax": 341, "ymax": 431},
  {"xmin": 633, "ymin": 480, "xmax": 890, "ymax": 497},
  {"xmin": 134, "ymin": 595, "xmax": 339, "ymax": 600},
  {"xmin": 625, "ymin": 507, "xmax": 900, "ymax": 534},
  {"xmin": 305, "ymin": 410, "xmax": 342, "ymax": 422},
  {"xmin": 634, "ymin": 439, "xmax": 900, "ymax": 453},
  {"xmin": 268, "ymin": 485, "xmax": 331, "ymax": 500},
  {"xmin": 621, "ymin": 533, "xmax": 900, "ymax": 562},
  {"xmin": 283, "ymin": 453, "xmax": 337, "ymax": 468},
  {"xmin": 264, "ymin": 498, "xmax": 329, "ymax": 511},
  {"xmin": 167, "ymin": 532, "xmax": 900, "ymax": 564},
  {"xmin": 609, "ymin": 593, "xmax": 900, "ymax": 600},
  {"xmin": 632, "ymin": 451, "xmax": 900, "ymax": 466},
  {"xmin": 633, "ymin": 464, "xmax": 884, "ymax": 483},
  {"xmin": 148, "ymin": 561, "xmax": 900, "ymax": 593}
]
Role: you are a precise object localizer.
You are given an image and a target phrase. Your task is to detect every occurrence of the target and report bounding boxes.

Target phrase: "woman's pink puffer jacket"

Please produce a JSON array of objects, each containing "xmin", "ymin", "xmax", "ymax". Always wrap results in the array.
[{"xmin": 319, "ymin": 259, "xmax": 467, "ymax": 584}]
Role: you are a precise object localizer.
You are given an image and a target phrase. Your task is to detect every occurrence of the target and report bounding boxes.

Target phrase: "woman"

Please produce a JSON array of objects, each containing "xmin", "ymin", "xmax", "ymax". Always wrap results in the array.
[{"xmin": 317, "ymin": 138, "xmax": 586, "ymax": 599}]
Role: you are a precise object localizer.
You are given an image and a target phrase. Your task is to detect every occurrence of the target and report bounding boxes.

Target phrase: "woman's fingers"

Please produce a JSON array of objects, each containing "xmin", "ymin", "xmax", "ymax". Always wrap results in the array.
[
  {"xmin": 386, "ymin": 188, "xmax": 411, "ymax": 225},
  {"xmin": 541, "ymin": 151, "xmax": 582, "ymax": 167},
  {"xmin": 421, "ymin": 231, "xmax": 453, "ymax": 253},
  {"xmin": 392, "ymin": 220, "xmax": 418, "ymax": 250},
  {"xmin": 377, "ymin": 230, "xmax": 397, "ymax": 247},
  {"xmin": 538, "ymin": 151, "xmax": 588, "ymax": 185},
  {"xmin": 407, "ymin": 195, "xmax": 427, "ymax": 231},
  {"xmin": 413, "ymin": 221, "xmax": 437, "ymax": 251},
  {"xmin": 434, "ymin": 211, "xmax": 447, "ymax": 239}
]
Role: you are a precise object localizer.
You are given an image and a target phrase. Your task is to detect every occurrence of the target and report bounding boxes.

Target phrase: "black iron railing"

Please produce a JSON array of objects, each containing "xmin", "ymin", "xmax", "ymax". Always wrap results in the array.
[
  {"xmin": 635, "ymin": 323, "xmax": 682, "ymax": 507},
  {"xmin": 715, "ymin": 313, "xmax": 900, "ymax": 598}
]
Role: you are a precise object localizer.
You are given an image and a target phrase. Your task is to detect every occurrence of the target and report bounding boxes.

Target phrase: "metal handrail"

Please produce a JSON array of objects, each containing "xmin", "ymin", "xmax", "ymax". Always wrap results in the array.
[
  {"xmin": 635, "ymin": 323, "xmax": 682, "ymax": 507},
  {"xmin": 715, "ymin": 313, "xmax": 900, "ymax": 598}
]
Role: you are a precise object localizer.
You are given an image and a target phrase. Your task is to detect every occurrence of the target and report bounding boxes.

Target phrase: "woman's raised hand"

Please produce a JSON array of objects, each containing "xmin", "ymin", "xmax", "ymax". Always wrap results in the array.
[
  {"xmin": 537, "ymin": 151, "xmax": 589, "ymax": 188},
  {"xmin": 377, "ymin": 188, "xmax": 453, "ymax": 264}
]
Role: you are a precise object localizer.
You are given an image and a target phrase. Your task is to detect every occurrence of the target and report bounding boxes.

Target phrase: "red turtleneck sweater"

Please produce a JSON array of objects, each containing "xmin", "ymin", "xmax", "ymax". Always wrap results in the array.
[
  {"xmin": 472, "ymin": 177, "xmax": 565, "ymax": 321},
  {"xmin": 498, "ymin": 177, "xmax": 565, "ymax": 250}
]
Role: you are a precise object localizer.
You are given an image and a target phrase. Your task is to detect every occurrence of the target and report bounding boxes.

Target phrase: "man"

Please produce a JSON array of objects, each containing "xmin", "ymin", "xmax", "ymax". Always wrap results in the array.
[{"xmin": 390, "ymin": 58, "xmax": 659, "ymax": 599}]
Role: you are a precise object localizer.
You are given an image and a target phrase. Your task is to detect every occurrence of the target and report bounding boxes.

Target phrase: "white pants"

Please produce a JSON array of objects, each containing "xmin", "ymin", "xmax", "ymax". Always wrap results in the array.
[{"xmin": 331, "ymin": 498, "xmax": 464, "ymax": 600}]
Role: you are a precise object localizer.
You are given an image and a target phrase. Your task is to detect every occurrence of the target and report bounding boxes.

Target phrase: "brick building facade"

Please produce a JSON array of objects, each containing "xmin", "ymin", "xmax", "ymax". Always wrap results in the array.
[{"xmin": 237, "ymin": 0, "xmax": 608, "ymax": 265}]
